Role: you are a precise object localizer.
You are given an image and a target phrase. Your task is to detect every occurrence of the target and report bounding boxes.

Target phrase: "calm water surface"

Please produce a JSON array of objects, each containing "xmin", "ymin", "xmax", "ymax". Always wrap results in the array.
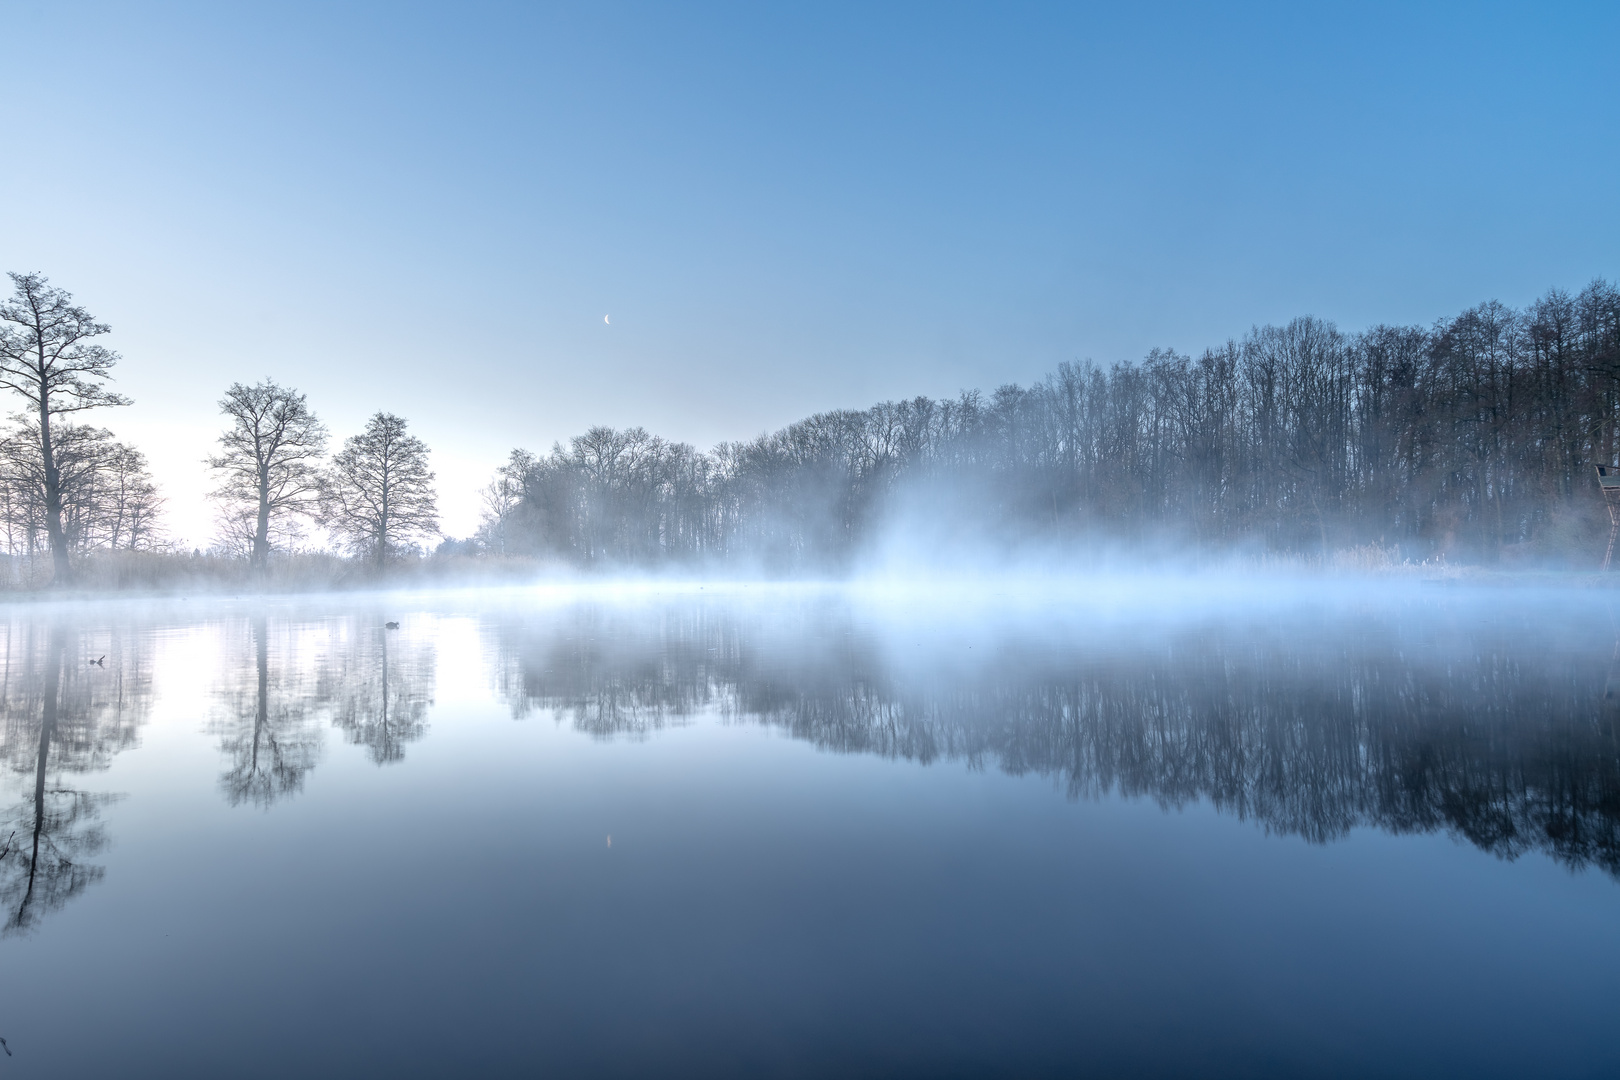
[{"xmin": 0, "ymin": 581, "xmax": 1616, "ymax": 1078}]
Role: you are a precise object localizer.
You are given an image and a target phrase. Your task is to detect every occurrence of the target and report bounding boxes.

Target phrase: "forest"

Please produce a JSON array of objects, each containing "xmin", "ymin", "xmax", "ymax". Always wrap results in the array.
[
  {"xmin": 2, "ymin": 270, "xmax": 1619, "ymax": 585},
  {"xmin": 481, "ymin": 279, "xmax": 1620, "ymax": 570}
]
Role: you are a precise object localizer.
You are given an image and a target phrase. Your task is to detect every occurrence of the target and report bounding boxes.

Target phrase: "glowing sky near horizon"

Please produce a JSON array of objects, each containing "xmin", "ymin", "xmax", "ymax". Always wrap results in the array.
[{"xmin": 1, "ymin": 1, "xmax": 1615, "ymax": 547}]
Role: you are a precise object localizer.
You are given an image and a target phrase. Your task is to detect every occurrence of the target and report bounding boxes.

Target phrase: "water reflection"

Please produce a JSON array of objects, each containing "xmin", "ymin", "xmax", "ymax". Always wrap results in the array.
[
  {"xmin": 0, "ymin": 597, "xmax": 1612, "ymax": 1075},
  {"xmin": 2, "ymin": 593, "xmax": 1615, "ymax": 948},
  {"xmin": 0, "ymin": 621, "xmax": 150, "ymax": 932},
  {"xmin": 495, "ymin": 607, "xmax": 711, "ymax": 738},
  {"xmin": 493, "ymin": 602, "xmax": 1620, "ymax": 879},
  {"xmin": 211, "ymin": 615, "xmax": 324, "ymax": 807},
  {"xmin": 318, "ymin": 618, "xmax": 435, "ymax": 765}
]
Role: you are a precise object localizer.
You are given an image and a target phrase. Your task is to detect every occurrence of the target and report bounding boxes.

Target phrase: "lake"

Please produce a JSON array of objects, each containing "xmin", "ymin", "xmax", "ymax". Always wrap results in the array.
[{"xmin": 0, "ymin": 580, "xmax": 1616, "ymax": 1078}]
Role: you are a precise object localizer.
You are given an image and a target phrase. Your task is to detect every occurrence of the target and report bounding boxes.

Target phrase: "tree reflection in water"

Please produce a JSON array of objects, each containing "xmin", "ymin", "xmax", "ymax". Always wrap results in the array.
[
  {"xmin": 317, "ymin": 617, "xmax": 435, "ymax": 765},
  {"xmin": 493, "ymin": 603, "xmax": 1620, "ymax": 879},
  {"xmin": 212, "ymin": 612, "xmax": 437, "ymax": 794},
  {"xmin": 497, "ymin": 605, "xmax": 717, "ymax": 738},
  {"xmin": 212, "ymin": 614, "xmax": 324, "ymax": 807},
  {"xmin": 0, "ymin": 619, "xmax": 151, "ymax": 933}
]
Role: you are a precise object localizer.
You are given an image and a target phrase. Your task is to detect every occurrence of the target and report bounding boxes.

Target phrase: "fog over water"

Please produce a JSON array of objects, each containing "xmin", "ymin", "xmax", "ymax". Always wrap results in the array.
[
  {"xmin": 0, "ymin": 580, "xmax": 1615, "ymax": 1077},
  {"xmin": 0, "ymin": 5, "xmax": 1612, "ymax": 1074}
]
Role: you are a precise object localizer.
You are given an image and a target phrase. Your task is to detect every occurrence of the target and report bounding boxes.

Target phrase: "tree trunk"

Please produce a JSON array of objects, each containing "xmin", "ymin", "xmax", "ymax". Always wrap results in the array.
[
  {"xmin": 376, "ymin": 456, "xmax": 390, "ymax": 569},
  {"xmin": 38, "ymin": 400, "xmax": 71, "ymax": 585},
  {"xmin": 254, "ymin": 465, "xmax": 271, "ymax": 570}
]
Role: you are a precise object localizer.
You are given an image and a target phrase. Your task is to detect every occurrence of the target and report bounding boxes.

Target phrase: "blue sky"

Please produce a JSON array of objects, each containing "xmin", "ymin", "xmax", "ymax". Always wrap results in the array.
[{"xmin": 2, "ymin": 1, "xmax": 1615, "ymax": 543}]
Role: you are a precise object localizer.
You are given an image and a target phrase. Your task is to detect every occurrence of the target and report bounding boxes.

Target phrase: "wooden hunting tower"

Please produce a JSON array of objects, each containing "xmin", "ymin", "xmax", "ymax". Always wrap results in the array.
[{"xmin": 1597, "ymin": 465, "xmax": 1620, "ymax": 570}]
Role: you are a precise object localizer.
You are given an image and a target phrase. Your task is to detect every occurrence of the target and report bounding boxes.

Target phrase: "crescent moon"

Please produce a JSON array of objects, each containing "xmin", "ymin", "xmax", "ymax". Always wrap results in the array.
[{"xmin": 604, "ymin": 314, "xmax": 611, "ymax": 325}]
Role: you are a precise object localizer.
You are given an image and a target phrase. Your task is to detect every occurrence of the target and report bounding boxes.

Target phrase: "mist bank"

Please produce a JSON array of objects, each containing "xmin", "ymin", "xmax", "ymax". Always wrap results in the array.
[{"xmin": 480, "ymin": 279, "xmax": 1620, "ymax": 573}]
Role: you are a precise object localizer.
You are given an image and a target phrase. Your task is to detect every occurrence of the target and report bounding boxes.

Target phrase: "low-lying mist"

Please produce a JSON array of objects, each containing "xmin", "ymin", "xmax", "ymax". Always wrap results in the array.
[{"xmin": 5, "ymin": 276, "xmax": 1619, "ymax": 592}]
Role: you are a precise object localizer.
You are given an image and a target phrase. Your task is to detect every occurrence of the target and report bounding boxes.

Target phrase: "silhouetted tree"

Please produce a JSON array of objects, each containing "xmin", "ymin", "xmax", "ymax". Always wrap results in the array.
[
  {"xmin": 0, "ymin": 274, "xmax": 132, "ymax": 583},
  {"xmin": 475, "ymin": 455, "xmax": 526, "ymax": 556},
  {"xmin": 207, "ymin": 380, "xmax": 328, "ymax": 569},
  {"xmin": 0, "ymin": 422, "xmax": 162, "ymax": 559},
  {"xmin": 319, "ymin": 412, "xmax": 438, "ymax": 567}
]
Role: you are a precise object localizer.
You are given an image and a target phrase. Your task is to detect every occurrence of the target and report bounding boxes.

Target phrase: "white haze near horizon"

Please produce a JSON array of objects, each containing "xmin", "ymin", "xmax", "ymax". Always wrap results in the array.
[{"xmin": 13, "ymin": 572, "xmax": 1607, "ymax": 676}]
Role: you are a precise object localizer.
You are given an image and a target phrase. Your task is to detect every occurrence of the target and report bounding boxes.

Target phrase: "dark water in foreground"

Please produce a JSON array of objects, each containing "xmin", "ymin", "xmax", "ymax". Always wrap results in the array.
[{"xmin": 0, "ymin": 581, "xmax": 1616, "ymax": 1078}]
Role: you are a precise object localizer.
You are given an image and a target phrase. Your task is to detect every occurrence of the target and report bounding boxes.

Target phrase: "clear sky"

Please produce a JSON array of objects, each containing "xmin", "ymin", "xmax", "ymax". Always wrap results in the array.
[{"xmin": 2, "ymin": 1, "xmax": 1615, "ymax": 546}]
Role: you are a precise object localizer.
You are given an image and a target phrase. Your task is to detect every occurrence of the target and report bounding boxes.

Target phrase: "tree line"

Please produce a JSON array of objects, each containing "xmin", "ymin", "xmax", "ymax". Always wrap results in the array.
[
  {"xmin": 0, "ymin": 273, "xmax": 438, "ymax": 584},
  {"xmin": 480, "ymin": 279, "xmax": 1620, "ymax": 569},
  {"xmin": 5, "ymin": 270, "xmax": 1620, "ymax": 582}
]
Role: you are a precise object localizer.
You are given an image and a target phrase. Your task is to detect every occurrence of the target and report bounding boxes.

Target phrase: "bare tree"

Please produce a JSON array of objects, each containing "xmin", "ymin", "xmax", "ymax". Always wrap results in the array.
[
  {"xmin": 100, "ymin": 442, "xmax": 164, "ymax": 552},
  {"xmin": 319, "ymin": 412, "xmax": 438, "ymax": 567},
  {"xmin": 474, "ymin": 450, "xmax": 532, "ymax": 556},
  {"xmin": 207, "ymin": 380, "xmax": 328, "ymax": 569},
  {"xmin": 0, "ymin": 274, "xmax": 132, "ymax": 583},
  {"xmin": 0, "ymin": 423, "xmax": 163, "ymax": 561}
]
